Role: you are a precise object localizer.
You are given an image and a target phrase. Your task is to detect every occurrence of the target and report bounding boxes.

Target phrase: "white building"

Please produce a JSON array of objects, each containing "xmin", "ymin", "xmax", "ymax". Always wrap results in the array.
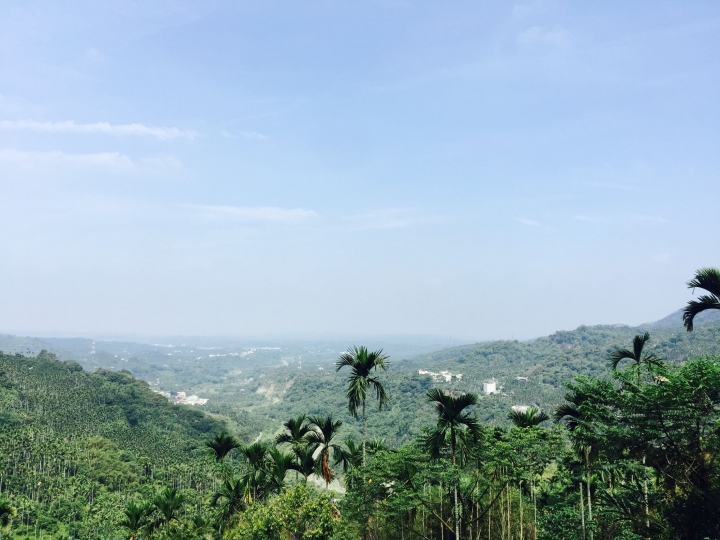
[{"xmin": 482, "ymin": 380, "xmax": 498, "ymax": 395}]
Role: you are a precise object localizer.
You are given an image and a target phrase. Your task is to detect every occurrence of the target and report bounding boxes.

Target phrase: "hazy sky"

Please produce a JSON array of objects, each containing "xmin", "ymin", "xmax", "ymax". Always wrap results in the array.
[{"xmin": 1, "ymin": 1, "xmax": 719, "ymax": 341}]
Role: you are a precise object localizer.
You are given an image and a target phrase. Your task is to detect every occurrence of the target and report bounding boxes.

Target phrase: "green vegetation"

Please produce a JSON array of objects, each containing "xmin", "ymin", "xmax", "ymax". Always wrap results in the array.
[
  {"xmin": 335, "ymin": 346, "xmax": 389, "ymax": 465},
  {"xmin": 683, "ymin": 266, "xmax": 720, "ymax": 331},
  {"xmin": 1, "ymin": 268, "xmax": 720, "ymax": 537}
]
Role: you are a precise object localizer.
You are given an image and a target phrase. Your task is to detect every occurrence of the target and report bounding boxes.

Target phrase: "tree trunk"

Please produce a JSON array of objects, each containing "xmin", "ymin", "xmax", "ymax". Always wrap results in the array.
[
  {"xmin": 579, "ymin": 482, "xmax": 586, "ymax": 540},
  {"xmin": 643, "ymin": 456, "xmax": 649, "ymax": 530},
  {"xmin": 533, "ymin": 479, "xmax": 537, "ymax": 540},
  {"xmin": 586, "ymin": 471, "xmax": 593, "ymax": 540},
  {"xmin": 362, "ymin": 400, "xmax": 367, "ymax": 466},
  {"xmin": 507, "ymin": 483, "xmax": 510, "ymax": 540},
  {"xmin": 441, "ymin": 482, "xmax": 444, "ymax": 540},
  {"xmin": 453, "ymin": 446, "xmax": 460, "ymax": 540},
  {"xmin": 520, "ymin": 480, "xmax": 523, "ymax": 540}
]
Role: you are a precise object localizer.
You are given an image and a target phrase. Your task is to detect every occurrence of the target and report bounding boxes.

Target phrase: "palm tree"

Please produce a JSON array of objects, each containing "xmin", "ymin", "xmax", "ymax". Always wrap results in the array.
[
  {"xmin": 0, "ymin": 499, "xmax": 15, "ymax": 524},
  {"xmin": 211, "ymin": 477, "xmax": 246, "ymax": 525},
  {"xmin": 683, "ymin": 267, "xmax": 720, "ymax": 331},
  {"xmin": 293, "ymin": 444, "xmax": 318, "ymax": 484},
  {"xmin": 0, "ymin": 499, "xmax": 16, "ymax": 536},
  {"xmin": 275, "ymin": 414, "xmax": 310, "ymax": 448},
  {"xmin": 306, "ymin": 415, "xmax": 343, "ymax": 489},
  {"xmin": 508, "ymin": 406, "xmax": 549, "ymax": 428},
  {"xmin": 119, "ymin": 500, "xmax": 152, "ymax": 540},
  {"xmin": 265, "ymin": 447, "xmax": 299, "ymax": 495},
  {"xmin": 205, "ymin": 431, "xmax": 240, "ymax": 462},
  {"xmin": 276, "ymin": 415, "xmax": 311, "ymax": 482},
  {"xmin": 152, "ymin": 488, "xmax": 184, "ymax": 535},
  {"xmin": 335, "ymin": 438, "xmax": 363, "ymax": 475},
  {"xmin": 423, "ymin": 389, "xmax": 482, "ymax": 540},
  {"xmin": 335, "ymin": 345, "xmax": 390, "ymax": 465},
  {"xmin": 554, "ymin": 392, "xmax": 585, "ymax": 431},
  {"xmin": 607, "ymin": 332, "xmax": 663, "ymax": 384},
  {"xmin": 239, "ymin": 441, "xmax": 271, "ymax": 501}
]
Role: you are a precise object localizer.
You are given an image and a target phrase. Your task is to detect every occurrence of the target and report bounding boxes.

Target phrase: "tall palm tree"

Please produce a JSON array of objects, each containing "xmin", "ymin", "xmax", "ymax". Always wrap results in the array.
[
  {"xmin": 239, "ymin": 441, "xmax": 271, "ymax": 501},
  {"xmin": 683, "ymin": 267, "xmax": 720, "ymax": 331},
  {"xmin": 0, "ymin": 499, "xmax": 16, "ymax": 529},
  {"xmin": 335, "ymin": 438, "xmax": 363, "ymax": 475},
  {"xmin": 554, "ymin": 392, "xmax": 585, "ymax": 431},
  {"xmin": 205, "ymin": 431, "xmax": 240, "ymax": 462},
  {"xmin": 423, "ymin": 389, "xmax": 482, "ymax": 540},
  {"xmin": 265, "ymin": 447, "xmax": 299, "ymax": 495},
  {"xmin": 152, "ymin": 488, "xmax": 184, "ymax": 536},
  {"xmin": 276, "ymin": 414, "xmax": 311, "ymax": 482},
  {"xmin": 293, "ymin": 443, "xmax": 318, "ymax": 484},
  {"xmin": 275, "ymin": 414, "xmax": 310, "ymax": 448},
  {"xmin": 306, "ymin": 415, "xmax": 343, "ymax": 489},
  {"xmin": 508, "ymin": 406, "xmax": 549, "ymax": 428},
  {"xmin": 607, "ymin": 332, "xmax": 663, "ymax": 384},
  {"xmin": 211, "ymin": 477, "xmax": 246, "ymax": 525},
  {"xmin": 119, "ymin": 500, "xmax": 152, "ymax": 539},
  {"xmin": 335, "ymin": 345, "xmax": 390, "ymax": 465}
]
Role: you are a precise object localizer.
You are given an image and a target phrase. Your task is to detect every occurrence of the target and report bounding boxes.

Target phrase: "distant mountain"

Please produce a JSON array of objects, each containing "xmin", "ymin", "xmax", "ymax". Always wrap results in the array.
[{"xmin": 642, "ymin": 308, "xmax": 720, "ymax": 329}]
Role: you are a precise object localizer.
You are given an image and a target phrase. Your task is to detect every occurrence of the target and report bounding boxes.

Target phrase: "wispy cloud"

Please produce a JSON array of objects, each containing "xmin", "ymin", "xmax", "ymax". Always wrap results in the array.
[
  {"xmin": 574, "ymin": 214, "xmax": 596, "ymax": 222},
  {"xmin": 0, "ymin": 148, "xmax": 134, "ymax": 168},
  {"xmin": 516, "ymin": 217, "xmax": 541, "ymax": 226},
  {"xmin": 185, "ymin": 204, "xmax": 317, "ymax": 223},
  {"xmin": 0, "ymin": 120, "xmax": 197, "ymax": 140},
  {"xmin": 219, "ymin": 130, "xmax": 267, "ymax": 140}
]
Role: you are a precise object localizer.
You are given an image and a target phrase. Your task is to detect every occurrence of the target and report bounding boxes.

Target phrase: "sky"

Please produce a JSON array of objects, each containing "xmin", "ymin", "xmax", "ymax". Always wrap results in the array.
[{"xmin": 1, "ymin": 1, "xmax": 719, "ymax": 341}]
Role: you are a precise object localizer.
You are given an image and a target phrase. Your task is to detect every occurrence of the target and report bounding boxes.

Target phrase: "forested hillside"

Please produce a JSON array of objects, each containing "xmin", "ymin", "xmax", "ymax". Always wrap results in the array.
[
  {"xmin": 3, "ymin": 300, "xmax": 720, "ymax": 538},
  {"xmin": 0, "ymin": 350, "xmax": 227, "ymax": 538},
  {"xmin": 249, "ymin": 319, "xmax": 720, "ymax": 448}
]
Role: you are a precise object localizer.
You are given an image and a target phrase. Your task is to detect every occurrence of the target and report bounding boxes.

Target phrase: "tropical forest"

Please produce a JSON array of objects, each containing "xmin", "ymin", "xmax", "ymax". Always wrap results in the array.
[{"xmin": 0, "ymin": 268, "xmax": 719, "ymax": 539}]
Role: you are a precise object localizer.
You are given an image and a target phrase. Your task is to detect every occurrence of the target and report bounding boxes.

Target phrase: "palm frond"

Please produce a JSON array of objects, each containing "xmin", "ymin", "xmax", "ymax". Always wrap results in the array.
[
  {"xmin": 369, "ymin": 376, "xmax": 390, "ymax": 410},
  {"xmin": 608, "ymin": 347, "xmax": 636, "ymax": 371},
  {"xmin": 686, "ymin": 267, "xmax": 720, "ymax": 297},
  {"xmin": 274, "ymin": 415, "xmax": 309, "ymax": 445},
  {"xmin": 508, "ymin": 406, "xmax": 549, "ymax": 428},
  {"xmin": 683, "ymin": 295, "xmax": 720, "ymax": 332},
  {"xmin": 205, "ymin": 431, "xmax": 240, "ymax": 462},
  {"xmin": 633, "ymin": 332, "xmax": 650, "ymax": 360},
  {"xmin": 421, "ymin": 427, "xmax": 448, "ymax": 460},
  {"xmin": 554, "ymin": 402, "xmax": 579, "ymax": 423}
]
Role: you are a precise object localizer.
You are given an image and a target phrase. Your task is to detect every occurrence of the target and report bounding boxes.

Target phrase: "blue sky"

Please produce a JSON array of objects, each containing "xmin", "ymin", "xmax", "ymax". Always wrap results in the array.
[{"xmin": 1, "ymin": 1, "xmax": 719, "ymax": 340}]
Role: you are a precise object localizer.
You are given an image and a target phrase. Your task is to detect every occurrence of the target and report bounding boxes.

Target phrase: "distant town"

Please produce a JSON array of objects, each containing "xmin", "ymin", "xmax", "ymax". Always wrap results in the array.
[{"xmin": 154, "ymin": 389, "xmax": 208, "ymax": 406}]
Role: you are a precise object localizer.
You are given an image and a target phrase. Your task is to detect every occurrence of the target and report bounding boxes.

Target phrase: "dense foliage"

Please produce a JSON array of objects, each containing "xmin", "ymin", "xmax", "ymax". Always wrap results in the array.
[{"xmin": 2, "ymin": 268, "xmax": 720, "ymax": 538}]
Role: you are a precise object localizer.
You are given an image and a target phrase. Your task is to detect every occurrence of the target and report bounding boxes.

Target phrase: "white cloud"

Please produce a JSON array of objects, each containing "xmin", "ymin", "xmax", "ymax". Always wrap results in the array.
[
  {"xmin": 0, "ymin": 120, "xmax": 197, "ymax": 140},
  {"xmin": 516, "ymin": 217, "xmax": 540, "ymax": 226},
  {"xmin": 185, "ymin": 204, "xmax": 317, "ymax": 223},
  {"xmin": 0, "ymin": 148, "xmax": 134, "ymax": 169}
]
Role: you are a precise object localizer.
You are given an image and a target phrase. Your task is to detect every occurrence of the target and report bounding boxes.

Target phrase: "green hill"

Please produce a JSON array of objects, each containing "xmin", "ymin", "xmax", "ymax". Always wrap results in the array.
[
  {"xmin": 0, "ymin": 350, "xmax": 228, "ymax": 538},
  {"xmin": 239, "ymin": 318, "xmax": 720, "ymax": 448}
]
